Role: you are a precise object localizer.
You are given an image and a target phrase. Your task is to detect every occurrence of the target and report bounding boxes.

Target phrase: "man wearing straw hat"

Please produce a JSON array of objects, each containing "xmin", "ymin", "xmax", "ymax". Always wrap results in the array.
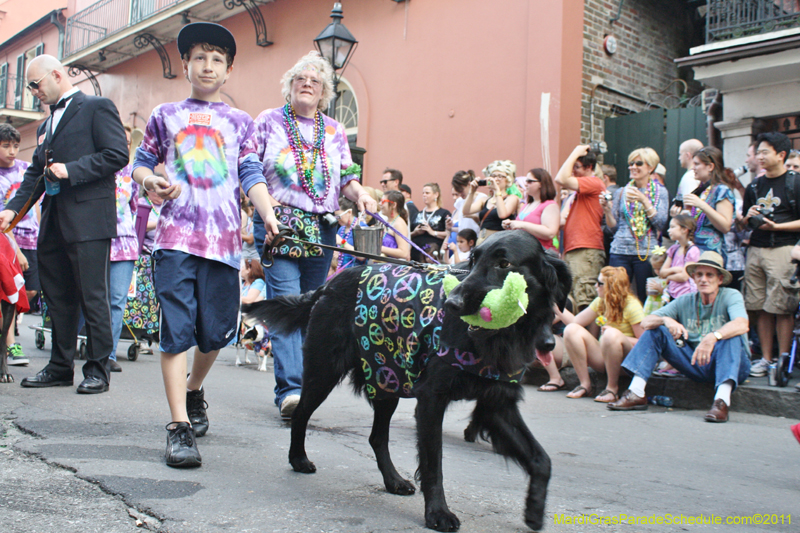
[{"xmin": 608, "ymin": 251, "xmax": 751, "ymax": 423}]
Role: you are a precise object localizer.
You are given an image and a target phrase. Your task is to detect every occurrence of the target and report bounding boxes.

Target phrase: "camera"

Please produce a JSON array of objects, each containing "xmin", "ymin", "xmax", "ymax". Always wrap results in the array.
[
  {"xmin": 748, "ymin": 206, "xmax": 774, "ymax": 230},
  {"xmin": 477, "ymin": 179, "xmax": 488, "ymax": 187},
  {"xmin": 589, "ymin": 141, "xmax": 608, "ymax": 154},
  {"xmin": 600, "ymin": 191, "xmax": 613, "ymax": 202},
  {"xmin": 672, "ymin": 195, "xmax": 683, "ymax": 209}
]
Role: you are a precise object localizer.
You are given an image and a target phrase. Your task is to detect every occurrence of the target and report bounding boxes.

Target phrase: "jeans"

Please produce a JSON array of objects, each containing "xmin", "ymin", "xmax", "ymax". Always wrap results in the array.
[
  {"xmin": 621, "ymin": 326, "xmax": 751, "ymax": 390},
  {"xmin": 609, "ymin": 253, "xmax": 654, "ymax": 304},
  {"xmin": 76, "ymin": 260, "xmax": 136, "ymax": 362},
  {"xmin": 257, "ymin": 216, "xmax": 337, "ymax": 406}
]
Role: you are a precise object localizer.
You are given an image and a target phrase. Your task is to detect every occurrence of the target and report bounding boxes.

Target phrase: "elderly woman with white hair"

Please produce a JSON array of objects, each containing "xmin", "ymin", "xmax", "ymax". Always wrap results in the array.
[
  {"xmin": 250, "ymin": 51, "xmax": 376, "ymax": 418},
  {"xmin": 603, "ymin": 147, "xmax": 669, "ymax": 303},
  {"xmin": 463, "ymin": 160, "xmax": 522, "ymax": 245}
]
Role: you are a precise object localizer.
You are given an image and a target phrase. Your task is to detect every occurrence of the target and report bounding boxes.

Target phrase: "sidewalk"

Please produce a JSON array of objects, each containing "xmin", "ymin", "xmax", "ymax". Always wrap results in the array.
[{"xmin": 525, "ymin": 367, "xmax": 800, "ymax": 418}]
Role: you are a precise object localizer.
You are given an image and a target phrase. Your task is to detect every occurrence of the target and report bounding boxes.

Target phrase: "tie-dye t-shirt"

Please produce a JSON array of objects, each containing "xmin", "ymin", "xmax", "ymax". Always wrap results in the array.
[
  {"xmin": 110, "ymin": 163, "xmax": 139, "ymax": 262},
  {"xmin": 0, "ymin": 160, "xmax": 38, "ymax": 250},
  {"xmin": 133, "ymin": 99, "xmax": 265, "ymax": 270},
  {"xmin": 251, "ymin": 107, "xmax": 358, "ymax": 214}
]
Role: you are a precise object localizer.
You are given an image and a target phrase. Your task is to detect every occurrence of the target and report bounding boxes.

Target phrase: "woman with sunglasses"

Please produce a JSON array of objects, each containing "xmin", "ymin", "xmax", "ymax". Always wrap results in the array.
[
  {"xmin": 379, "ymin": 190, "xmax": 410, "ymax": 260},
  {"xmin": 683, "ymin": 146, "xmax": 734, "ymax": 264},
  {"xmin": 559, "ymin": 267, "xmax": 644, "ymax": 401},
  {"xmin": 463, "ymin": 160, "xmax": 521, "ymax": 245},
  {"xmin": 604, "ymin": 148, "xmax": 669, "ymax": 302},
  {"xmin": 501, "ymin": 168, "xmax": 558, "ymax": 252}
]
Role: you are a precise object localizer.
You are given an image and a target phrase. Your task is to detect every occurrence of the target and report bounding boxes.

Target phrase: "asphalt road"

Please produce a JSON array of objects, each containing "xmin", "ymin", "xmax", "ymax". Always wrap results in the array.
[{"xmin": 1, "ymin": 314, "xmax": 798, "ymax": 532}]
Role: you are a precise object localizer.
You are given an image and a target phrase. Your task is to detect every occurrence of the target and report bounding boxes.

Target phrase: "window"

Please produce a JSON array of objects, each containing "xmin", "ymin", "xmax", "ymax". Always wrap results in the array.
[
  {"xmin": 0, "ymin": 63, "xmax": 8, "ymax": 109},
  {"xmin": 14, "ymin": 44, "xmax": 44, "ymax": 111},
  {"xmin": 333, "ymin": 78, "xmax": 358, "ymax": 143}
]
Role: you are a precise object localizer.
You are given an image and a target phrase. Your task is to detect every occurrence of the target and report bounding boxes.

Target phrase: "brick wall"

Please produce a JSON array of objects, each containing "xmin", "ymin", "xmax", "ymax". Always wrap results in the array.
[{"xmin": 581, "ymin": 0, "xmax": 698, "ymax": 144}]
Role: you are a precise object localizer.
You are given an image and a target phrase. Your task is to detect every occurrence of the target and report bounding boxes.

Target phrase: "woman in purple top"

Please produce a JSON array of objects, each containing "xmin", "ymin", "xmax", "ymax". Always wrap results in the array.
[
  {"xmin": 503, "ymin": 168, "xmax": 559, "ymax": 251},
  {"xmin": 379, "ymin": 190, "xmax": 410, "ymax": 260},
  {"xmin": 250, "ymin": 51, "xmax": 377, "ymax": 417}
]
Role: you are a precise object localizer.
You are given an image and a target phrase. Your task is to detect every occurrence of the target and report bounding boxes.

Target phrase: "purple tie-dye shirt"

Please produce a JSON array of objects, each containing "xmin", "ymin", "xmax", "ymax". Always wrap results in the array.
[
  {"xmin": 0, "ymin": 160, "xmax": 39, "ymax": 250},
  {"xmin": 133, "ymin": 99, "xmax": 265, "ymax": 270},
  {"xmin": 110, "ymin": 163, "xmax": 139, "ymax": 262},
  {"xmin": 251, "ymin": 107, "xmax": 358, "ymax": 214}
]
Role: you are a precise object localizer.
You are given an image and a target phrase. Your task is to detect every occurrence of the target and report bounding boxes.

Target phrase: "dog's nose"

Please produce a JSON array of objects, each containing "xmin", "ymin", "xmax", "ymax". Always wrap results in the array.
[
  {"xmin": 540, "ymin": 338, "xmax": 556, "ymax": 353},
  {"xmin": 445, "ymin": 294, "xmax": 464, "ymax": 315}
]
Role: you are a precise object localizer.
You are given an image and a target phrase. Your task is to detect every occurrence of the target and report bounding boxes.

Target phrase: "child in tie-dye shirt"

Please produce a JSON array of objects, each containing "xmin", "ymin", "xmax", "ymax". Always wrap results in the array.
[
  {"xmin": 131, "ymin": 23, "xmax": 278, "ymax": 469},
  {"xmin": 0, "ymin": 123, "xmax": 36, "ymax": 365}
]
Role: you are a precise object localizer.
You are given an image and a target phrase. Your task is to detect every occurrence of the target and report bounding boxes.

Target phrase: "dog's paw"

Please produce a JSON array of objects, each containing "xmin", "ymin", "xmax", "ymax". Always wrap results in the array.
[
  {"xmin": 0, "ymin": 373, "xmax": 13, "ymax": 384},
  {"xmin": 290, "ymin": 456, "xmax": 317, "ymax": 474},
  {"xmin": 425, "ymin": 508, "xmax": 460, "ymax": 532},
  {"xmin": 524, "ymin": 513, "xmax": 544, "ymax": 531},
  {"xmin": 463, "ymin": 421, "xmax": 478, "ymax": 443},
  {"xmin": 386, "ymin": 478, "xmax": 415, "ymax": 496}
]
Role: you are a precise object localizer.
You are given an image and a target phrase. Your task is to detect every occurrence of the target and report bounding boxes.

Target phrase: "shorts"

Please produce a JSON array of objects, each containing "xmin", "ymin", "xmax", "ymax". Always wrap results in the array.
[
  {"xmin": 564, "ymin": 248, "xmax": 605, "ymax": 309},
  {"xmin": 20, "ymin": 248, "xmax": 40, "ymax": 293},
  {"xmin": 744, "ymin": 245, "xmax": 800, "ymax": 315},
  {"xmin": 153, "ymin": 249, "xmax": 239, "ymax": 354}
]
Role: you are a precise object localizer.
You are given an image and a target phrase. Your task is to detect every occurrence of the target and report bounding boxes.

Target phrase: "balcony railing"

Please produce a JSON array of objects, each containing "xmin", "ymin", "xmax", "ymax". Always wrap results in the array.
[
  {"xmin": 0, "ymin": 74, "xmax": 43, "ymax": 113},
  {"xmin": 706, "ymin": 0, "xmax": 800, "ymax": 42},
  {"xmin": 65, "ymin": 0, "xmax": 185, "ymax": 57}
]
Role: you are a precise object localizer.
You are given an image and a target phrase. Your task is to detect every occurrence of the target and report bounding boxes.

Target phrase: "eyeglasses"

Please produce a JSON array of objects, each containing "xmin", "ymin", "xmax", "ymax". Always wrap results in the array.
[
  {"xmin": 293, "ymin": 76, "xmax": 321, "ymax": 88},
  {"xmin": 525, "ymin": 178, "xmax": 539, "ymax": 184},
  {"xmin": 489, "ymin": 174, "xmax": 508, "ymax": 179},
  {"xmin": 628, "ymin": 161, "xmax": 645, "ymax": 167},
  {"xmin": 26, "ymin": 71, "xmax": 52, "ymax": 92},
  {"xmin": 595, "ymin": 280, "xmax": 605, "ymax": 287}
]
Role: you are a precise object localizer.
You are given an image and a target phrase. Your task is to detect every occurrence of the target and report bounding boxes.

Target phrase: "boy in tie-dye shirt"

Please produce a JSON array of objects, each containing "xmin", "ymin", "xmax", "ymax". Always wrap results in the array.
[
  {"xmin": 0, "ymin": 123, "xmax": 37, "ymax": 366},
  {"xmin": 132, "ymin": 23, "xmax": 278, "ymax": 469}
]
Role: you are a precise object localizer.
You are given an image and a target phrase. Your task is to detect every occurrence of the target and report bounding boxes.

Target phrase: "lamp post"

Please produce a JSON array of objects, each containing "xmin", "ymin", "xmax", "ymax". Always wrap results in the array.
[{"xmin": 313, "ymin": 2, "xmax": 358, "ymax": 118}]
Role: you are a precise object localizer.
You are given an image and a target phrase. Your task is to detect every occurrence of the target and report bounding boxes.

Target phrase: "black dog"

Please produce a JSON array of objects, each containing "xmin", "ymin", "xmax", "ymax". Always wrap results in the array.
[{"xmin": 243, "ymin": 231, "xmax": 571, "ymax": 531}]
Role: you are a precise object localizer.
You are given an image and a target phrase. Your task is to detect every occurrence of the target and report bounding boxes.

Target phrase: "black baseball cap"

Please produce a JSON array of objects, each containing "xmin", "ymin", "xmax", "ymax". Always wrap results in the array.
[{"xmin": 177, "ymin": 22, "xmax": 236, "ymax": 59}]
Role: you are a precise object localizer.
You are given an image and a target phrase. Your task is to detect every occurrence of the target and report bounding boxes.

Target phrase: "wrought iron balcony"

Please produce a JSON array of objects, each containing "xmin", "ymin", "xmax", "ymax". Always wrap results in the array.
[
  {"xmin": 0, "ymin": 74, "xmax": 46, "ymax": 127},
  {"xmin": 706, "ymin": 0, "xmax": 800, "ymax": 43},
  {"xmin": 65, "ymin": 0, "xmax": 187, "ymax": 57}
]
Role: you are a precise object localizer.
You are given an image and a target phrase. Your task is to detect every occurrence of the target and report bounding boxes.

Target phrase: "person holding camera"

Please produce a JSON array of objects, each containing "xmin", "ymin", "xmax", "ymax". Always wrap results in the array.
[
  {"xmin": 409, "ymin": 182, "xmax": 450, "ymax": 262},
  {"xmin": 555, "ymin": 145, "xmax": 607, "ymax": 311},
  {"xmin": 742, "ymin": 132, "xmax": 800, "ymax": 379},
  {"xmin": 463, "ymin": 160, "xmax": 520, "ymax": 245}
]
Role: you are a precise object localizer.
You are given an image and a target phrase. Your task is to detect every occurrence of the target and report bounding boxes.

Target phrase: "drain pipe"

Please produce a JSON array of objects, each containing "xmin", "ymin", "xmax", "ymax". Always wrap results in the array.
[
  {"xmin": 707, "ymin": 92, "xmax": 722, "ymax": 148},
  {"xmin": 49, "ymin": 10, "xmax": 65, "ymax": 60}
]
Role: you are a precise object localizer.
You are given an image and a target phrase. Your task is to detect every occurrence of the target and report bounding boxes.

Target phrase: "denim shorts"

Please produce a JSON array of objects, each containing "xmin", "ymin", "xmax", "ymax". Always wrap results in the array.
[{"xmin": 153, "ymin": 249, "xmax": 239, "ymax": 354}]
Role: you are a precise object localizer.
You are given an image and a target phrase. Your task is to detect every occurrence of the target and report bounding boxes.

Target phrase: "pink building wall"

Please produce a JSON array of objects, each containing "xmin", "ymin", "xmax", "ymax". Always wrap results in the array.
[{"xmin": 6, "ymin": 0, "xmax": 585, "ymax": 208}]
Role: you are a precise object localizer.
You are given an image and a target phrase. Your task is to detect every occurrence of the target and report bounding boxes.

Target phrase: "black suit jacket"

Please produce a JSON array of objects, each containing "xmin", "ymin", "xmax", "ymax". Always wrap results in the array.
[{"xmin": 8, "ymin": 91, "xmax": 129, "ymax": 244}]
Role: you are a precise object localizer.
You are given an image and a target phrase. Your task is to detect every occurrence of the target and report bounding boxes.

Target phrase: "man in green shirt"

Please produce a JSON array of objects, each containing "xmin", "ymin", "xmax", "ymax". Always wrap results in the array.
[{"xmin": 608, "ymin": 251, "xmax": 751, "ymax": 423}]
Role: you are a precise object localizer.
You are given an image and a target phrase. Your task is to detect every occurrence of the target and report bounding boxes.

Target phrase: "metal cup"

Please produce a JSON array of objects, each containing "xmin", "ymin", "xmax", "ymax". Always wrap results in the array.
[{"xmin": 768, "ymin": 363, "xmax": 778, "ymax": 386}]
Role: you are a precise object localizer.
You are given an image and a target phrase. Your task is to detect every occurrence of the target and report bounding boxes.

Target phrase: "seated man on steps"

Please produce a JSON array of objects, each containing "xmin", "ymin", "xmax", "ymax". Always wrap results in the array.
[{"xmin": 607, "ymin": 251, "xmax": 750, "ymax": 423}]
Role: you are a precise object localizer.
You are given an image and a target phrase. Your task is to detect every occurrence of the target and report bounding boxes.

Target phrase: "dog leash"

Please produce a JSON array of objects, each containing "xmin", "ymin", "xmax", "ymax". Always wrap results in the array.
[
  {"xmin": 364, "ymin": 209, "xmax": 440, "ymax": 265},
  {"xmin": 261, "ymin": 224, "xmax": 468, "ymax": 274}
]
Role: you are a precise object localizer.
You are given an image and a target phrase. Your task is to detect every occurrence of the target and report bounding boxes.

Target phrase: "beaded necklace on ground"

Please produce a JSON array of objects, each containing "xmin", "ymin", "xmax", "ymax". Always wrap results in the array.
[
  {"xmin": 690, "ymin": 183, "xmax": 714, "ymax": 229},
  {"xmin": 621, "ymin": 178, "xmax": 660, "ymax": 261},
  {"xmin": 282, "ymin": 103, "xmax": 331, "ymax": 207}
]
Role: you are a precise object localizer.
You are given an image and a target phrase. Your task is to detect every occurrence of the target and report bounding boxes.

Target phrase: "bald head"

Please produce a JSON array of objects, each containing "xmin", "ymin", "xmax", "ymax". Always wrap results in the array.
[
  {"xmin": 679, "ymin": 139, "xmax": 704, "ymax": 169},
  {"xmin": 25, "ymin": 54, "xmax": 72, "ymax": 106}
]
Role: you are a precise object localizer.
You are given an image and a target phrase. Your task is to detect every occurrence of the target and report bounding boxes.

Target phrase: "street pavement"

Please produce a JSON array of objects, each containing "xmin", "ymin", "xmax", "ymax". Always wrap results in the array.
[{"xmin": 1, "ymin": 314, "xmax": 799, "ymax": 533}]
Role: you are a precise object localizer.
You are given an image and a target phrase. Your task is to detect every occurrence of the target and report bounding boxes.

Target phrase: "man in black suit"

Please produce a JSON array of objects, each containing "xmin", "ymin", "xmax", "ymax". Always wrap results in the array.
[{"xmin": 0, "ymin": 55, "xmax": 128, "ymax": 393}]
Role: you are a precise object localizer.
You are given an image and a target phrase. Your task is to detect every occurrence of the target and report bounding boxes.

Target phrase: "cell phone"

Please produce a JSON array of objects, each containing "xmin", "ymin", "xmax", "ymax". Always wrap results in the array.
[{"xmin": 477, "ymin": 179, "xmax": 488, "ymax": 186}]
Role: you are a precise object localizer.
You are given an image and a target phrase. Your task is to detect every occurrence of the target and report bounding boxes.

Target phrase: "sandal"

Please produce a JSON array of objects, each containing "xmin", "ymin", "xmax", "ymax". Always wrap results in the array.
[
  {"xmin": 594, "ymin": 389, "xmax": 618, "ymax": 403},
  {"xmin": 566, "ymin": 385, "xmax": 593, "ymax": 399},
  {"xmin": 538, "ymin": 381, "xmax": 566, "ymax": 392}
]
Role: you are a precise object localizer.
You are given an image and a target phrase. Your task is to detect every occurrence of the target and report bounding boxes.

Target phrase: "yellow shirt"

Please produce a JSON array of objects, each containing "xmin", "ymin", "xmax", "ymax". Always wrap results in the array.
[{"xmin": 589, "ymin": 295, "xmax": 644, "ymax": 337}]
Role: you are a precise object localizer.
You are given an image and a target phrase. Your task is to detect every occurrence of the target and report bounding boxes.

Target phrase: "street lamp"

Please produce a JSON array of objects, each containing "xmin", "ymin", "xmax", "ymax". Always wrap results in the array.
[{"xmin": 314, "ymin": 2, "xmax": 358, "ymax": 117}]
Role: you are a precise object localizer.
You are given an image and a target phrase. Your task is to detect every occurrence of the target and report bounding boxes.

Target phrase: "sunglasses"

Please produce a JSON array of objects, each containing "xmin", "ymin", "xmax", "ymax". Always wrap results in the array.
[
  {"xmin": 27, "ymin": 71, "xmax": 51, "ymax": 92},
  {"xmin": 628, "ymin": 161, "xmax": 645, "ymax": 167},
  {"xmin": 595, "ymin": 280, "xmax": 605, "ymax": 287},
  {"xmin": 380, "ymin": 178, "xmax": 397, "ymax": 185},
  {"xmin": 380, "ymin": 198, "xmax": 393, "ymax": 204}
]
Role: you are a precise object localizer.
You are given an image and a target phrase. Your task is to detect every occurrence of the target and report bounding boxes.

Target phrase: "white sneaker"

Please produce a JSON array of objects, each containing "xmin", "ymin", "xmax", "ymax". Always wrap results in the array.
[
  {"xmin": 749, "ymin": 358, "xmax": 770, "ymax": 377},
  {"xmin": 280, "ymin": 394, "xmax": 301, "ymax": 419}
]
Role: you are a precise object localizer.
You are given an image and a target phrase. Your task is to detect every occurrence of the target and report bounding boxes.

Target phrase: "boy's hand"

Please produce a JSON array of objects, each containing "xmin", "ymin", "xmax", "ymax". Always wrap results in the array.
[{"xmin": 151, "ymin": 176, "xmax": 181, "ymax": 200}]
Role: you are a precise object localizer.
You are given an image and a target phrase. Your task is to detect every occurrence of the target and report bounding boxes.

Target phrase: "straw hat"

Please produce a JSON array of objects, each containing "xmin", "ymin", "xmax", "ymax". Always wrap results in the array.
[{"xmin": 685, "ymin": 251, "xmax": 732, "ymax": 286}]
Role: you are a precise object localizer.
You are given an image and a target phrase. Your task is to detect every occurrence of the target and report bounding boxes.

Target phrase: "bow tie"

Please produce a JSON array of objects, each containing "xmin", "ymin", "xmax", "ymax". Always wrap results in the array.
[{"xmin": 49, "ymin": 95, "xmax": 73, "ymax": 114}]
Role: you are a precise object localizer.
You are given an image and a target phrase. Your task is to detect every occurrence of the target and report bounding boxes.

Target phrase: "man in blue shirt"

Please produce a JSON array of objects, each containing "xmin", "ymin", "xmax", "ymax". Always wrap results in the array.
[{"xmin": 608, "ymin": 251, "xmax": 750, "ymax": 423}]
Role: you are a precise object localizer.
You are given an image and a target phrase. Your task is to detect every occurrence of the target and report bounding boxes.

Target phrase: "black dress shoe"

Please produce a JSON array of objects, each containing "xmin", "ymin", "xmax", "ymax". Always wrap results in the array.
[
  {"xmin": 20, "ymin": 369, "xmax": 73, "ymax": 388},
  {"xmin": 77, "ymin": 377, "xmax": 109, "ymax": 394},
  {"xmin": 108, "ymin": 360, "xmax": 122, "ymax": 373}
]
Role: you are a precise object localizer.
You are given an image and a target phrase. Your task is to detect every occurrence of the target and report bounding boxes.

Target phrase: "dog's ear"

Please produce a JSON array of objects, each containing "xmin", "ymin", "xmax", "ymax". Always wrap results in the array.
[{"xmin": 543, "ymin": 252, "xmax": 572, "ymax": 311}]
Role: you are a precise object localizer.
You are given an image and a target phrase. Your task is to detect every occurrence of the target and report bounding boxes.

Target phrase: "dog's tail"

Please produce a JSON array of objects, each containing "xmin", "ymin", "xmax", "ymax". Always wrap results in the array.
[{"xmin": 241, "ymin": 291, "xmax": 319, "ymax": 335}]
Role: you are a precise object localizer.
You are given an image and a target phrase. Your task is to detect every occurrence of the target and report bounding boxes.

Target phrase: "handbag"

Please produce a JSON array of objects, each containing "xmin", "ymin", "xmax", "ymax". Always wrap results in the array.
[{"xmin": 270, "ymin": 206, "xmax": 325, "ymax": 259}]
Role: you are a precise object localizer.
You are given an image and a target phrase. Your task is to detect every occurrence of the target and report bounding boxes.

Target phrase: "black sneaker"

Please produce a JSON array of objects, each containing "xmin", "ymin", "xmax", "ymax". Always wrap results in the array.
[
  {"xmin": 186, "ymin": 388, "xmax": 209, "ymax": 437},
  {"xmin": 165, "ymin": 422, "xmax": 201, "ymax": 468}
]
